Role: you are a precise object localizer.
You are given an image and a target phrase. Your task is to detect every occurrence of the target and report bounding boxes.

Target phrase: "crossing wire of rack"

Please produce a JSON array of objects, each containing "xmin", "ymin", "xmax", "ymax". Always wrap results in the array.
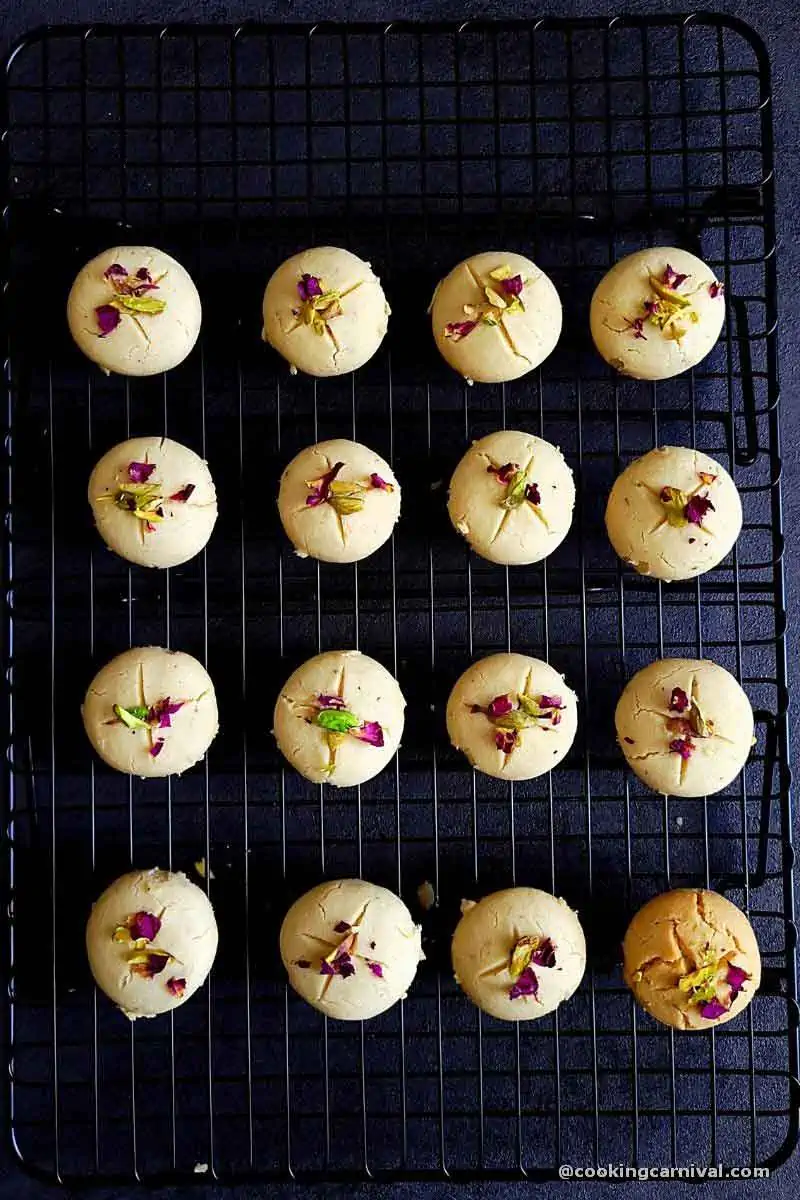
[{"xmin": 1, "ymin": 14, "xmax": 797, "ymax": 1187}]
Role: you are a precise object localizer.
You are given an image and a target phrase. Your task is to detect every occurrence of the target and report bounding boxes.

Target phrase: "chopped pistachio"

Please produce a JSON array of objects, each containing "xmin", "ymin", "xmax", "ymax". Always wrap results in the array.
[
  {"xmin": 489, "ymin": 265, "xmax": 513, "ymax": 281},
  {"xmin": 113, "ymin": 703, "xmax": 151, "ymax": 730},
  {"xmin": 484, "ymin": 285, "xmax": 507, "ymax": 308},
  {"xmin": 501, "ymin": 470, "xmax": 529, "ymax": 510}
]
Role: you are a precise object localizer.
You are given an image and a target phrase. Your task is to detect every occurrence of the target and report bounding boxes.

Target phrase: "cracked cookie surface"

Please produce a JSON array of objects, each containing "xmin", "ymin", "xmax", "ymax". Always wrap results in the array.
[
  {"xmin": 273, "ymin": 649, "xmax": 405, "ymax": 787},
  {"xmin": 622, "ymin": 888, "xmax": 760, "ymax": 1030},
  {"xmin": 446, "ymin": 651, "xmax": 578, "ymax": 781},
  {"xmin": 280, "ymin": 878, "xmax": 423, "ymax": 1020},
  {"xmin": 86, "ymin": 868, "xmax": 218, "ymax": 1020},
  {"xmin": 278, "ymin": 438, "xmax": 401, "ymax": 564},
  {"xmin": 68, "ymin": 244, "xmax": 202, "ymax": 377},
  {"xmin": 590, "ymin": 246, "xmax": 725, "ymax": 380},
  {"xmin": 262, "ymin": 246, "xmax": 389, "ymax": 377},
  {"xmin": 452, "ymin": 887, "xmax": 586, "ymax": 1022},
  {"xmin": 448, "ymin": 429, "xmax": 575, "ymax": 566},
  {"xmin": 605, "ymin": 445, "xmax": 742, "ymax": 582},
  {"xmin": 615, "ymin": 657, "xmax": 753, "ymax": 797},
  {"xmin": 431, "ymin": 251, "xmax": 562, "ymax": 383}
]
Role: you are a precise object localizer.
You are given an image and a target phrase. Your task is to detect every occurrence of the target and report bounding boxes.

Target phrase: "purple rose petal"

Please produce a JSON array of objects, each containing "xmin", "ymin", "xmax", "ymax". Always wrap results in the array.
[
  {"xmin": 530, "ymin": 937, "xmax": 557, "ymax": 968},
  {"xmin": 319, "ymin": 960, "xmax": 335, "ymax": 976},
  {"xmin": 297, "ymin": 273, "xmax": 323, "ymax": 301},
  {"xmin": 525, "ymin": 482, "xmax": 542, "ymax": 505},
  {"xmin": 351, "ymin": 720, "xmax": 384, "ymax": 749},
  {"xmin": 333, "ymin": 920, "xmax": 351, "ymax": 934},
  {"xmin": 708, "ymin": 281, "xmax": 724, "ymax": 299},
  {"xmin": 669, "ymin": 737, "xmax": 694, "ymax": 761},
  {"xmin": 495, "ymin": 730, "xmax": 517, "ymax": 754},
  {"xmin": 727, "ymin": 964, "xmax": 749, "ymax": 997},
  {"xmin": 169, "ymin": 484, "xmax": 195, "ymax": 503},
  {"xmin": 306, "ymin": 461, "xmax": 344, "ymax": 508},
  {"xmin": 509, "ymin": 965, "xmax": 539, "ymax": 1001},
  {"xmin": 295, "ymin": 959, "xmax": 311, "ymax": 969},
  {"xmin": 487, "ymin": 694, "xmax": 513, "ymax": 718},
  {"xmin": 539, "ymin": 695, "xmax": 564, "ymax": 710},
  {"xmin": 500, "ymin": 274, "xmax": 524, "ymax": 297},
  {"xmin": 367, "ymin": 961, "xmax": 384, "ymax": 978},
  {"xmin": 128, "ymin": 461, "xmax": 156, "ymax": 484},
  {"xmin": 699, "ymin": 998, "xmax": 728, "ymax": 1020},
  {"xmin": 685, "ymin": 495, "xmax": 715, "ymax": 526},
  {"xmin": 488, "ymin": 462, "xmax": 518, "ymax": 484},
  {"xmin": 369, "ymin": 473, "xmax": 393, "ymax": 491},
  {"xmin": 150, "ymin": 738, "xmax": 165, "ymax": 758},
  {"xmin": 317, "ymin": 695, "xmax": 346, "ymax": 710},
  {"xmin": 670, "ymin": 687, "xmax": 690, "ymax": 713},
  {"xmin": 95, "ymin": 304, "xmax": 121, "ymax": 337},
  {"xmin": 166, "ymin": 976, "xmax": 186, "ymax": 998},
  {"xmin": 624, "ymin": 316, "xmax": 647, "ymax": 340},
  {"xmin": 444, "ymin": 320, "xmax": 477, "ymax": 341},
  {"xmin": 662, "ymin": 264, "xmax": 688, "ymax": 289},
  {"xmin": 103, "ymin": 263, "xmax": 128, "ymax": 279},
  {"xmin": 128, "ymin": 911, "xmax": 162, "ymax": 942}
]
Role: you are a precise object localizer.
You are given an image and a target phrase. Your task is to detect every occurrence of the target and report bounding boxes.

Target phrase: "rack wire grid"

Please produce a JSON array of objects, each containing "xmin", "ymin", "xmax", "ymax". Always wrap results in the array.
[{"xmin": 1, "ymin": 14, "xmax": 798, "ymax": 1188}]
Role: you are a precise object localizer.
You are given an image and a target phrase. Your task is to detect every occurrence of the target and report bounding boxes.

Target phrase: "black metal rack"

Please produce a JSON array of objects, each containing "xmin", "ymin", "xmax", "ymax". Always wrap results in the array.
[{"xmin": 2, "ymin": 16, "xmax": 797, "ymax": 1187}]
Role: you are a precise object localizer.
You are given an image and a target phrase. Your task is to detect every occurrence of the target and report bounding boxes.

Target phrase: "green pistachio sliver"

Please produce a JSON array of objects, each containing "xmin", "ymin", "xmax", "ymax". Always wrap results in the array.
[
  {"xmin": 493, "ymin": 710, "xmax": 535, "ymax": 732},
  {"xmin": 113, "ymin": 295, "xmax": 167, "ymax": 315},
  {"xmin": 649, "ymin": 276, "xmax": 691, "ymax": 308},
  {"xmin": 501, "ymin": 470, "xmax": 528, "ymax": 510},
  {"xmin": 328, "ymin": 494, "xmax": 365, "ymax": 516},
  {"xmin": 316, "ymin": 708, "xmax": 360, "ymax": 734},
  {"xmin": 114, "ymin": 703, "xmax": 151, "ymax": 730},
  {"xmin": 517, "ymin": 693, "xmax": 547, "ymax": 719},
  {"xmin": 484, "ymin": 285, "xmax": 507, "ymax": 309}
]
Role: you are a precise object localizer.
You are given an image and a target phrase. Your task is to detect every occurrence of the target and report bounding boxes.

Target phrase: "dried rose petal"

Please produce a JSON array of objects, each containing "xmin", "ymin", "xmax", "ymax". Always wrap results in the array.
[
  {"xmin": 662, "ymin": 264, "xmax": 688, "ymax": 289},
  {"xmin": 487, "ymin": 462, "xmax": 518, "ymax": 484},
  {"xmin": 509, "ymin": 965, "xmax": 538, "ymax": 1001},
  {"xmin": 351, "ymin": 720, "xmax": 384, "ymax": 748},
  {"xmin": 500, "ymin": 274, "xmax": 524, "ymax": 297},
  {"xmin": 169, "ymin": 484, "xmax": 195, "ymax": 503},
  {"xmin": 669, "ymin": 737, "xmax": 694, "ymax": 760},
  {"xmin": 150, "ymin": 738, "xmax": 165, "ymax": 758},
  {"xmin": 369, "ymin": 473, "xmax": 394, "ymax": 492},
  {"xmin": 127, "ymin": 461, "xmax": 156, "ymax": 484},
  {"xmin": 487, "ymin": 694, "xmax": 513, "ymax": 718},
  {"xmin": 624, "ymin": 316, "xmax": 647, "ymax": 340},
  {"xmin": 333, "ymin": 920, "xmax": 351, "ymax": 934},
  {"xmin": 708, "ymin": 281, "xmax": 724, "ymax": 299},
  {"xmin": 317, "ymin": 694, "xmax": 345, "ymax": 710},
  {"xmin": 297, "ymin": 273, "xmax": 323, "ymax": 301},
  {"xmin": 530, "ymin": 937, "xmax": 557, "ymax": 968},
  {"xmin": 103, "ymin": 263, "xmax": 128, "ymax": 279},
  {"xmin": 495, "ymin": 729, "xmax": 517, "ymax": 754},
  {"xmin": 96, "ymin": 304, "xmax": 121, "ymax": 337},
  {"xmin": 367, "ymin": 961, "xmax": 384, "ymax": 978},
  {"xmin": 685, "ymin": 494, "xmax": 715, "ymax": 526},
  {"xmin": 699, "ymin": 998, "xmax": 728, "ymax": 1020},
  {"xmin": 148, "ymin": 698, "xmax": 184, "ymax": 729},
  {"xmin": 129, "ymin": 950, "xmax": 170, "ymax": 979},
  {"xmin": 319, "ymin": 960, "xmax": 335, "ymax": 976},
  {"xmin": 295, "ymin": 959, "xmax": 311, "ymax": 969},
  {"xmin": 643, "ymin": 298, "xmax": 660, "ymax": 315},
  {"xmin": 135, "ymin": 267, "xmax": 152, "ymax": 282},
  {"xmin": 727, "ymin": 964, "xmax": 749, "ymax": 997},
  {"xmin": 525, "ymin": 482, "xmax": 541, "ymax": 505},
  {"xmin": 624, "ymin": 736, "xmax": 635, "ymax": 745},
  {"xmin": 539, "ymin": 695, "xmax": 564, "ymax": 710},
  {"xmin": 306, "ymin": 461, "xmax": 344, "ymax": 507},
  {"xmin": 128, "ymin": 911, "xmax": 162, "ymax": 942},
  {"xmin": 670, "ymin": 687, "xmax": 690, "ymax": 713},
  {"xmin": 166, "ymin": 976, "xmax": 186, "ymax": 998},
  {"xmin": 444, "ymin": 320, "xmax": 477, "ymax": 341}
]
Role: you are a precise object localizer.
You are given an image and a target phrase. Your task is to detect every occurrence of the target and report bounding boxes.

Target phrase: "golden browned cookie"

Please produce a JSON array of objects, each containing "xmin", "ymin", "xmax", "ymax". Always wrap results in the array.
[{"xmin": 622, "ymin": 888, "xmax": 760, "ymax": 1030}]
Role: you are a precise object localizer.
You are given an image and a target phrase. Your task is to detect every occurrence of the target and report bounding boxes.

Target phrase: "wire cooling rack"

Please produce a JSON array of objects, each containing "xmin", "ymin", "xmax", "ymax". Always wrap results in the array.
[{"xmin": 1, "ymin": 15, "xmax": 798, "ymax": 1187}]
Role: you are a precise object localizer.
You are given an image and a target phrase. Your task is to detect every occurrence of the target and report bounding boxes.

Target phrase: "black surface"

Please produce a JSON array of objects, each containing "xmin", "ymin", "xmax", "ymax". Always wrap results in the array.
[{"xmin": 1, "ymin": 2, "xmax": 799, "ymax": 1200}]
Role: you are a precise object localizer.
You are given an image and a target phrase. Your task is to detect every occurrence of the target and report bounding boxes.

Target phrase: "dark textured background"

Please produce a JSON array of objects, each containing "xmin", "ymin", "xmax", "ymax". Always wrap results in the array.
[{"xmin": 1, "ymin": 0, "xmax": 798, "ymax": 1198}]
